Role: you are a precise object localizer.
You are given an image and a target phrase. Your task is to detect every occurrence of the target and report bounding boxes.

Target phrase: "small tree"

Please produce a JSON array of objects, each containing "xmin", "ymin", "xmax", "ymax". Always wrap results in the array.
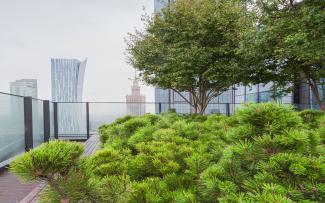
[
  {"xmin": 240, "ymin": 0, "xmax": 325, "ymax": 110},
  {"xmin": 126, "ymin": 0, "xmax": 251, "ymax": 114},
  {"xmin": 10, "ymin": 141, "xmax": 90, "ymax": 203}
]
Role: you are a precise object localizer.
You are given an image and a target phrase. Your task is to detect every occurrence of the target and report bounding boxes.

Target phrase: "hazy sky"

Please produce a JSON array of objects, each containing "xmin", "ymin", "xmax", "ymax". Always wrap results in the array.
[{"xmin": 0, "ymin": 0, "xmax": 154, "ymax": 101}]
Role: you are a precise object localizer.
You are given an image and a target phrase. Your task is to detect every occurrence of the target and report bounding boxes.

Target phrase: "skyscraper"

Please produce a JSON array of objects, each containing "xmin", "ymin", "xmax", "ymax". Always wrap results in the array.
[
  {"xmin": 51, "ymin": 58, "xmax": 87, "ymax": 102},
  {"xmin": 51, "ymin": 58, "xmax": 87, "ymax": 137},
  {"xmin": 126, "ymin": 77, "xmax": 146, "ymax": 116},
  {"xmin": 10, "ymin": 79, "xmax": 38, "ymax": 98},
  {"xmin": 154, "ymin": 0, "xmax": 175, "ymax": 13}
]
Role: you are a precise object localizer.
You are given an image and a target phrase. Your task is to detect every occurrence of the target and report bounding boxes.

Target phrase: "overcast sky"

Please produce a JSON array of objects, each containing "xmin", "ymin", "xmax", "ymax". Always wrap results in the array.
[{"xmin": 0, "ymin": 0, "xmax": 154, "ymax": 101}]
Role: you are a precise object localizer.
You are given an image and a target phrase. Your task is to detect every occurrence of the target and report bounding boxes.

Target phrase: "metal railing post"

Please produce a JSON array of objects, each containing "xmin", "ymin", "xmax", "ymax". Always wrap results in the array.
[
  {"xmin": 24, "ymin": 97, "xmax": 33, "ymax": 151},
  {"xmin": 43, "ymin": 100, "xmax": 50, "ymax": 142},
  {"xmin": 53, "ymin": 102, "xmax": 59, "ymax": 139},
  {"xmin": 158, "ymin": 102, "xmax": 162, "ymax": 114},
  {"xmin": 86, "ymin": 102, "xmax": 90, "ymax": 139},
  {"xmin": 226, "ymin": 103, "xmax": 230, "ymax": 116}
]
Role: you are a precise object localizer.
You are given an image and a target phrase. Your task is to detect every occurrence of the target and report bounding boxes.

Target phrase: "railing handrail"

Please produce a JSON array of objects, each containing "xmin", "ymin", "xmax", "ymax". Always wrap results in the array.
[
  {"xmin": 0, "ymin": 91, "xmax": 317, "ymax": 106},
  {"xmin": 0, "ymin": 91, "xmax": 44, "ymax": 100}
]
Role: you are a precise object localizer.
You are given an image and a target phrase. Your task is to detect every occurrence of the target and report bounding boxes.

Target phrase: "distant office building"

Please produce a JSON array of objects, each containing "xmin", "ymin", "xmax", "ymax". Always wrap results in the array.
[
  {"xmin": 51, "ymin": 58, "xmax": 87, "ymax": 102},
  {"xmin": 51, "ymin": 58, "xmax": 87, "ymax": 136},
  {"xmin": 154, "ymin": 0, "xmax": 175, "ymax": 13},
  {"xmin": 155, "ymin": 88, "xmax": 170, "ymax": 113},
  {"xmin": 9, "ymin": 79, "xmax": 37, "ymax": 128},
  {"xmin": 126, "ymin": 77, "xmax": 146, "ymax": 116},
  {"xmin": 10, "ymin": 79, "xmax": 37, "ymax": 98}
]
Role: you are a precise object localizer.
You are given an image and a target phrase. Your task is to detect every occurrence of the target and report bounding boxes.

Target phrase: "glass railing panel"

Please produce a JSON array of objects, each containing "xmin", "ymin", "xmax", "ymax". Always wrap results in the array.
[
  {"xmin": 89, "ymin": 102, "xmax": 156, "ymax": 133},
  {"xmin": 0, "ymin": 93, "xmax": 25, "ymax": 165},
  {"xmin": 49, "ymin": 102, "xmax": 55, "ymax": 140},
  {"xmin": 57, "ymin": 103, "xmax": 87, "ymax": 139},
  {"xmin": 204, "ymin": 103, "xmax": 228, "ymax": 115},
  {"xmin": 32, "ymin": 99, "xmax": 44, "ymax": 147}
]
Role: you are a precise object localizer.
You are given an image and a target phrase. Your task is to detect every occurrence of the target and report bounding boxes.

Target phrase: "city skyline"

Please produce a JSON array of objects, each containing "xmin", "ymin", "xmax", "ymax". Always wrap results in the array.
[{"xmin": 0, "ymin": 0, "xmax": 154, "ymax": 102}]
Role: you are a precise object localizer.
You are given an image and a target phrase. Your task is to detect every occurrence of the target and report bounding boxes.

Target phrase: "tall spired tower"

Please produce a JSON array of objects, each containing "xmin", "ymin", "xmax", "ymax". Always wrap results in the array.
[{"xmin": 126, "ymin": 74, "xmax": 146, "ymax": 116}]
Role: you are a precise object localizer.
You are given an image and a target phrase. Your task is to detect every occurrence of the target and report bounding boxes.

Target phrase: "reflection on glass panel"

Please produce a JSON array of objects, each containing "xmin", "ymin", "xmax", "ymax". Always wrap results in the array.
[
  {"xmin": 281, "ymin": 94, "xmax": 293, "ymax": 104},
  {"xmin": 0, "ymin": 93, "xmax": 25, "ymax": 164},
  {"xmin": 32, "ymin": 99, "xmax": 44, "ymax": 147},
  {"xmin": 246, "ymin": 85, "xmax": 258, "ymax": 93},
  {"xmin": 205, "ymin": 103, "xmax": 227, "ymax": 115},
  {"xmin": 259, "ymin": 82, "xmax": 273, "ymax": 92},
  {"xmin": 236, "ymin": 95, "xmax": 245, "ymax": 103},
  {"xmin": 219, "ymin": 90, "xmax": 232, "ymax": 103},
  {"xmin": 89, "ymin": 103, "xmax": 156, "ymax": 133},
  {"xmin": 173, "ymin": 103, "xmax": 191, "ymax": 114},
  {"xmin": 155, "ymin": 88, "xmax": 170, "ymax": 113},
  {"xmin": 246, "ymin": 93, "xmax": 258, "ymax": 102},
  {"xmin": 235, "ymin": 85, "xmax": 246, "ymax": 96},
  {"xmin": 57, "ymin": 103, "xmax": 87, "ymax": 138},
  {"xmin": 50, "ymin": 102, "xmax": 55, "ymax": 139},
  {"xmin": 259, "ymin": 91, "xmax": 273, "ymax": 102}
]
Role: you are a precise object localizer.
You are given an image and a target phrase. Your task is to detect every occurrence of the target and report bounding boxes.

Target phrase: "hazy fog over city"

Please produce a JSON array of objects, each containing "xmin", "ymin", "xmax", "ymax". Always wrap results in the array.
[{"xmin": 0, "ymin": 0, "xmax": 154, "ymax": 101}]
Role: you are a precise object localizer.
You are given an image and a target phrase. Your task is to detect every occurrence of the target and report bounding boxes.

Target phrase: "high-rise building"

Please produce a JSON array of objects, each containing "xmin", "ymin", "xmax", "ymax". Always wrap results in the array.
[
  {"xmin": 51, "ymin": 58, "xmax": 87, "ymax": 137},
  {"xmin": 126, "ymin": 77, "xmax": 146, "ymax": 116},
  {"xmin": 154, "ymin": 0, "xmax": 175, "ymax": 13},
  {"xmin": 10, "ymin": 79, "xmax": 38, "ymax": 98},
  {"xmin": 9, "ymin": 79, "xmax": 37, "ymax": 129},
  {"xmin": 51, "ymin": 58, "xmax": 87, "ymax": 102}
]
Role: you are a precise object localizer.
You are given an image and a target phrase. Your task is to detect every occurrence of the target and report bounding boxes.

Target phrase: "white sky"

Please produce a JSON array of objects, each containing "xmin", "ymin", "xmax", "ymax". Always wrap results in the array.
[{"xmin": 0, "ymin": 0, "xmax": 154, "ymax": 101}]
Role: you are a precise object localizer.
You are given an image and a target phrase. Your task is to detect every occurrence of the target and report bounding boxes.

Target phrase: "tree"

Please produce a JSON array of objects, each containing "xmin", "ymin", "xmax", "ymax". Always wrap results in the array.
[
  {"xmin": 126, "ymin": 0, "xmax": 251, "ymax": 114},
  {"xmin": 240, "ymin": 0, "xmax": 325, "ymax": 110}
]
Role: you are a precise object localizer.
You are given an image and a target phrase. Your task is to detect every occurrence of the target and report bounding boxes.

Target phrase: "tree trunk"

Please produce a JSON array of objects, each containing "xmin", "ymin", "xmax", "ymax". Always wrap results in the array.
[
  {"xmin": 61, "ymin": 198, "xmax": 69, "ymax": 203},
  {"xmin": 198, "ymin": 101, "xmax": 209, "ymax": 115},
  {"xmin": 308, "ymin": 79, "xmax": 325, "ymax": 112},
  {"xmin": 320, "ymin": 103, "xmax": 325, "ymax": 111}
]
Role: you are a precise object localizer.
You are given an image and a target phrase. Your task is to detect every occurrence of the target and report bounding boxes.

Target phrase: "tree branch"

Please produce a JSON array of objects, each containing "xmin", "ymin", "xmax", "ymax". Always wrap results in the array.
[{"xmin": 171, "ymin": 88, "xmax": 195, "ymax": 108}]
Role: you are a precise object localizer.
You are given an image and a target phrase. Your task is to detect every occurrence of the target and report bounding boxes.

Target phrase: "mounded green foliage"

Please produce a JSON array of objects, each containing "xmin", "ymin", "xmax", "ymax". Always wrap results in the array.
[
  {"xmin": 94, "ymin": 103, "xmax": 325, "ymax": 202},
  {"xmin": 299, "ymin": 109, "xmax": 325, "ymax": 129},
  {"xmin": 9, "ymin": 141, "xmax": 99, "ymax": 203},
  {"xmin": 10, "ymin": 141, "xmax": 84, "ymax": 182},
  {"xmin": 10, "ymin": 103, "xmax": 324, "ymax": 202}
]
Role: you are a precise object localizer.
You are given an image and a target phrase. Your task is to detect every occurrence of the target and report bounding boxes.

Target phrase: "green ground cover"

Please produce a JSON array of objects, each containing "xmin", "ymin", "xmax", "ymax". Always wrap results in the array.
[{"xmin": 10, "ymin": 103, "xmax": 325, "ymax": 202}]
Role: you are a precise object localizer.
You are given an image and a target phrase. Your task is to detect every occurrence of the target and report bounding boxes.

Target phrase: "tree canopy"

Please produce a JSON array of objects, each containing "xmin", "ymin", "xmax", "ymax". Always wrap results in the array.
[
  {"xmin": 126, "ymin": 0, "xmax": 251, "ymax": 114},
  {"xmin": 240, "ymin": 0, "xmax": 325, "ymax": 110}
]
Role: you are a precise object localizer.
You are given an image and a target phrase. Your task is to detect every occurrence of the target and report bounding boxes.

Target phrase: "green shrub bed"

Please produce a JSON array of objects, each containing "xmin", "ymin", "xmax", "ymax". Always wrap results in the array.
[{"xmin": 11, "ymin": 103, "xmax": 325, "ymax": 202}]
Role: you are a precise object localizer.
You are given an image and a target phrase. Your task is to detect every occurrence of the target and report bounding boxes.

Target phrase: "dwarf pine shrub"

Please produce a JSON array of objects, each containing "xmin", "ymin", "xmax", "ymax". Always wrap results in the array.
[
  {"xmin": 299, "ymin": 109, "xmax": 325, "ymax": 129},
  {"xmin": 9, "ymin": 141, "xmax": 99, "ymax": 203},
  {"xmin": 10, "ymin": 103, "xmax": 324, "ymax": 202},
  {"xmin": 99, "ymin": 103, "xmax": 324, "ymax": 202}
]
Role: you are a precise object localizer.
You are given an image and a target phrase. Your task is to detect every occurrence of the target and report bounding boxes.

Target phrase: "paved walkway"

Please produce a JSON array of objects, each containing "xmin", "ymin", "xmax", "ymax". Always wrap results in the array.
[{"xmin": 0, "ymin": 135, "xmax": 100, "ymax": 203}]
